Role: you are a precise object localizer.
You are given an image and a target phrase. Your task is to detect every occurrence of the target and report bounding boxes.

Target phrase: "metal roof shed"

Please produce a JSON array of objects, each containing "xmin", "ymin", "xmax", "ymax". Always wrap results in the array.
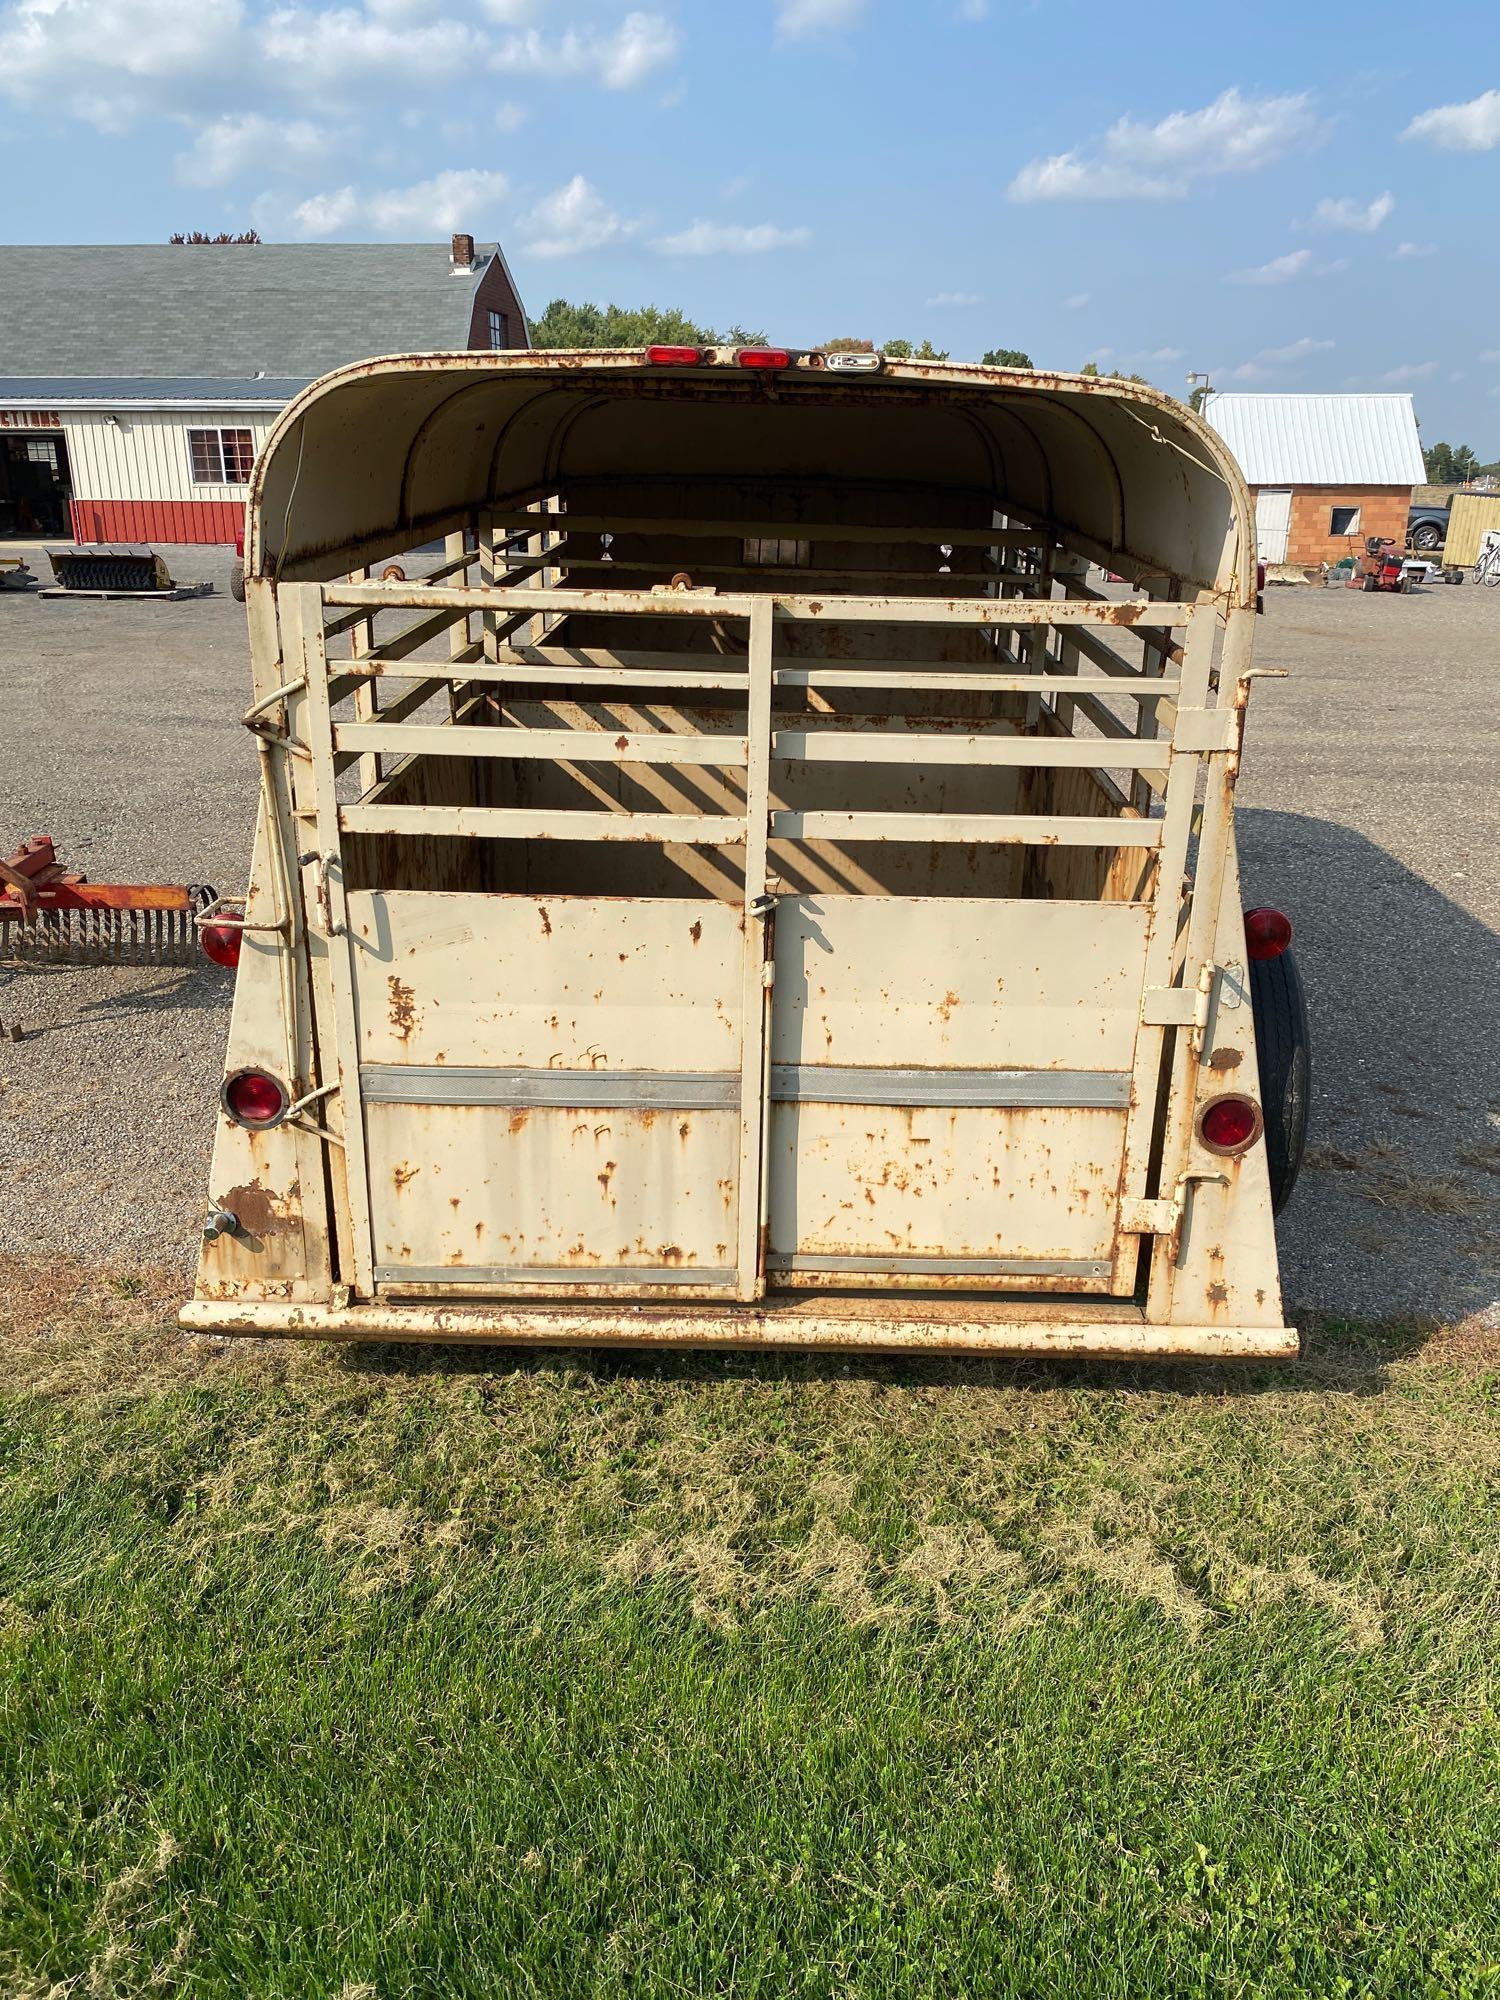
[{"xmin": 1202, "ymin": 394, "xmax": 1425, "ymax": 566}]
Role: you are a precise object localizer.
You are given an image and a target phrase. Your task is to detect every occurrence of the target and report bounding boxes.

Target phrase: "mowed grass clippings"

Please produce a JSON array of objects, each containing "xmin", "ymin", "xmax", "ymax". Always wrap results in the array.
[{"xmin": 0, "ymin": 1265, "xmax": 1497, "ymax": 2000}]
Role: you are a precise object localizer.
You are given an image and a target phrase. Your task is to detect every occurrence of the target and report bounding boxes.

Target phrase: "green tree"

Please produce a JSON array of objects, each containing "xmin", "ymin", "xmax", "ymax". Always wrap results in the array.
[
  {"xmin": 981, "ymin": 347, "xmax": 1033, "ymax": 368},
  {"xmin": 1188, "ymin": 384, "xmax": 1209, "ymax": 414},
  {"xmin": 822, "ymin": 337, "xmax": 877, "ymax": 352},
  {"xmin": 528, "ymin": 300, "xmax": 766, "ymax": 349},
  {"xmin": 881, "ymin": 339, "xmax": 950, "ymax": 361},
  {"xmin": 1451, "ymin": 444, "xmax": 1480, "ymax": 484},
  {"xmin": 1080, "ymin": 359, "xmax": 1150, "ymax": 385},
  {"xmin": 1423, "ymin": 441, "xmax": 1456, "ymax": 483}
]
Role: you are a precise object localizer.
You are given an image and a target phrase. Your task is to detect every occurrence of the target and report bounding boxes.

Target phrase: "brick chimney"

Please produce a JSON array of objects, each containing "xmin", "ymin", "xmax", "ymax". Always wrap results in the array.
[{"xmin": 450, "ymin": 231, "xmax": 475, "ymax": 273}]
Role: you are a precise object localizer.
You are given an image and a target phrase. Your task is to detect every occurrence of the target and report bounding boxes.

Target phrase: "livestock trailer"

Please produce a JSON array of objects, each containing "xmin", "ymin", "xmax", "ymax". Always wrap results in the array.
[{"xmin": 181, "ymin": 347, "xmax": 1306, "ymax": 1358}]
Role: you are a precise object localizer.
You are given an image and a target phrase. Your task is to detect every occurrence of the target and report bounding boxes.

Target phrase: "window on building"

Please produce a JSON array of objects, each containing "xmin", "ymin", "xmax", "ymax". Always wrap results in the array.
[
  {"xmin": 488, "ymin": 309, "xmax": 507, "ymax": 349},
  {"xmin": 187, "ymin": 427, "xmax": 255, "ymax": 485},
  {"xmin": 1329, "ymin": 504, "xmax": 1362, "ymax": 536},
  {"xmin": 25, "ymin": 440, "xmax": 58, "ymax": 468}
]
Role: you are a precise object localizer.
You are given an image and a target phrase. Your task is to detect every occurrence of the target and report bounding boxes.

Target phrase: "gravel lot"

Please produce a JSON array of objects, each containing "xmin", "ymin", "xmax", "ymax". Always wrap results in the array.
[{"xmin": 1, "ymin": 545, "xmax": 1496, "ymax": 1328}]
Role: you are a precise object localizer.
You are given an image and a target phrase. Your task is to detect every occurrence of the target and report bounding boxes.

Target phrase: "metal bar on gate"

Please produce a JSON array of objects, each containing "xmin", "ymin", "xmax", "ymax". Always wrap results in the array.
[
  {"xmin": 339, "ymin": 804, "xmax": 746, "ymax": 843},
  {"xmin": 283, "ymin": 582, "xmax": 378, "ymax": 1298},
  {"xmin": 775, "ymin": 730, "xmax": 1181, "ymax": 769},
  {"xmin": 770, "ymin": 811, "xmax": 1161, "ymax": 846},
  {"xmin": 484, "ymin": 508, "xmax": 1056, "ymax": 551},
  {"xmin": 736, "ymin": 597, "xmax": 776, "ymax": 1303},
  {"xmin": 332, "ymin": 722, "xmax": 751, "ymax": 767}
]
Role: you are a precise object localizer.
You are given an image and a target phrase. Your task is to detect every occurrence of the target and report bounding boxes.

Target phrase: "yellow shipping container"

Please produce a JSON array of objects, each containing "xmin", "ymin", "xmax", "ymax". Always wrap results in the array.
[{"xmin": 1442, "ymin": 490, "xmax": 1500, "ymax": 566}]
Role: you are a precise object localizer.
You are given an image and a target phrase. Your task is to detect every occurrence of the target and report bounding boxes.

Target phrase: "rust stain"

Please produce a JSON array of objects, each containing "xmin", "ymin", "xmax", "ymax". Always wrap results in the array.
[
  {"xmin": 1207, "ymin": 1281, "xmax": 1229, "ymax": 1306},
  {"xmin": 689, "ymin": 919, "xmax": 702, "ymax": 944},
  {"xmin": 679, "ymin": 1121, "xmax": 691, "ymax": 1141},
  {"xmin": 597, "ymin": 1160, "xmax": 618, "ymax": 1194},
  {"xmin": 1208, "ymin": 1046, "xmax": 1244, "ymax": 1072},
  {"xmin": 387, "ymin": 975, "xmax": 417, "ymax": 1043},
  {"xmin": 614, "ymin": 735, "xmax": 630, "ymax": 751},
  {"xmin": 538, "ymin": 905, "xmax": 552, "ymax": 936},
  {"xmin": 222, "ymin": 1179, "xmax": 297, "ymax": 1239},
  {"xmin": 392, "ymin": 1162, "xmax": 420, "ymax": 1192}
]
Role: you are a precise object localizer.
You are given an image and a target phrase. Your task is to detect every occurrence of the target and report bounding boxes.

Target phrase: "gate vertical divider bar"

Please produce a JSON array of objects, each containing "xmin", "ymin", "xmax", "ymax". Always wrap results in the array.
[
  {"xmin": 444, "ymin": 530, "xmax": 469, "ymax": 726},
  {"xmin": 1114, "ymin": 591, "xmax": 1216, "ymax": 1297},
  {"xmin": 735, "ymin": 596, "xmax": 775, "ymax": 1302},
  {"xmin": 1147, "ymin": 602, "xmax": 1250, "ymax": 1317},
  {"xmin": 283, "ymin": 581, "xmax": 378, "ymax": 1298},
  {"xmin": 347, "ymin": 565, "xmax": 381, "ymax": 797}
]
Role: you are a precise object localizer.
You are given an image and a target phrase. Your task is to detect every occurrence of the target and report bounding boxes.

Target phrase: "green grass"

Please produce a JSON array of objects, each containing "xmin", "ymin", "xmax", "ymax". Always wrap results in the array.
[{"xmin": 1, "ymin": 1268, "xmax": 1497, "ymax": 1999}]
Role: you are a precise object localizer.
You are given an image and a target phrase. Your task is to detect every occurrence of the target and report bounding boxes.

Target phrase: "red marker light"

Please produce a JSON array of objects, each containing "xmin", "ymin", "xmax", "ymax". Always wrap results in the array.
[
  {"xmin": 646, "ymin": 345, "xmax": 701, "ymax": 366},
  {"xmin": 1244, "ymin": 906, "xmax": 1293, "ymax": 960},
  {"xmin": 1199, "ymin": 1095, "xmax": 1262, "ymax": 1155},
  {"xmin": 200, "ymin": 921, "xmax": 242, "ymax": 969},
  {"xmin": 737, "ymin": 347, "xmax": 792, "ymax": 369},
  {"xmin": 223, "ymin": 1068, "xmax": 290, "ymax": 1128}
]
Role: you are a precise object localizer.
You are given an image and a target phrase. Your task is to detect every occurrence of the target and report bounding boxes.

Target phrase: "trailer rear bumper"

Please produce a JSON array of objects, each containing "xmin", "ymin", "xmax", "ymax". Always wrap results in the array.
[{"xmin": 179, "ymin": 1295, "xmax": 1297, "ymax": 1360}]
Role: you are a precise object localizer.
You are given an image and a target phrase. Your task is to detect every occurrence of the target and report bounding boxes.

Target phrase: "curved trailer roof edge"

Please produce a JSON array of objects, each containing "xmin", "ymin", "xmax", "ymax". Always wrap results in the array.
[{"xmin": 246, "ymin": 351, "xmax": 1255, "ymax": 604}]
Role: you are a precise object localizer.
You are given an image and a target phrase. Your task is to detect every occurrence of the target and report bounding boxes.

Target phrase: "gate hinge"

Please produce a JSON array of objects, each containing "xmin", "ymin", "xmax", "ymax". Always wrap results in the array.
[
  {"xmin": 1118, "ymin": 1197, "xmax": 1177, "ymax": 1235},
  {"xmin": 1141, "ymin": 967, "xmax": 1212, "ymax": 1029},
  {"xmin": 1173, "ymin": 708, "xmax": 1239, "ymax": 754}
]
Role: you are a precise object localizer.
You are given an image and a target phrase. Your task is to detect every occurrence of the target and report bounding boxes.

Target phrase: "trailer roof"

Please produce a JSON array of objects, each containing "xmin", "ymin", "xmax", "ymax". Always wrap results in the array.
[{"xmin": 248, "ymin": 351, "xmax": 1254, "ymax": 602}]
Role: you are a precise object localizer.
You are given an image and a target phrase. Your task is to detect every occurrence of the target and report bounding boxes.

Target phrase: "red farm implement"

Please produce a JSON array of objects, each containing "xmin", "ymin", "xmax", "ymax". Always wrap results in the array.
[{"xmin": 0, "ymin": 836, "xmax": 215, "ymax": 965}]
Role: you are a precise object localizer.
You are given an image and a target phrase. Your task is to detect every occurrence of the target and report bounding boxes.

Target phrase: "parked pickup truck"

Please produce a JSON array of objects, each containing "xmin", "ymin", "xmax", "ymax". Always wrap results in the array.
[{"xmin": 1407, "ymin": 499, "xmax": 1451, "ymax": 551}]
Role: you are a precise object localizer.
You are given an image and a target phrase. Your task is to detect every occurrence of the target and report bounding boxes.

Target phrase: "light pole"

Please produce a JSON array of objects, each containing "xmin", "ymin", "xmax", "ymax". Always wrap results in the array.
[{"xmin": 1186, "ymin": 370, "xmax": 1214, "ymax": 412}]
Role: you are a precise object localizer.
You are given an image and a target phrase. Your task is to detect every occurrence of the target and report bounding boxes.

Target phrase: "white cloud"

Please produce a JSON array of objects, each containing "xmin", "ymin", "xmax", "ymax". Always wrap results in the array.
[
  {"xmin": 1481, "ymin": 349, "xmax": 1500, "ymax": 363},
  {"xmin": 263, "ymin": 5, "xmax": 485, "ymax": 77},
  {"xmin": 1062, "ymin": 291, "xmax": 1090, "ymax": 310},
  {"xmin": 1259, "ymin": 336, "xmax": 1335, "ymax": 363},
  {"xmin": 0, "ymin": 0, "xmax": 245, "ymax": 128},
  {"xmin": 1303, "ymin": 190, "xmax": 1393, "ymax": 232},
  {"xmin": 1009, "ymin": 87, "xmax": 1323, "ymax": 202},
  {"xmin": 493, "ymin": 100, "xmax": 527, "ymax": 132},
  {"xmin": 522, "ymin": 174, "xmax": 630, "ymax": 257},
  {"xmin": 293, "ymin": 184, "xmax": 361, "ymax": 235},
  {"xmin": 652, "ymin": 219, "xmax": 811, "ymax": 255},
  {"xmin": 1227, "ymin": 248, "xmax": 1347, "ymax": 285},
  {"xmin": 1402, "ymin": 89, "xmax": 1500, "ymax": 152},
  {"xmin": 955, "ymin": 0, "xmax": 987, "ymax": 17},
  {"xmin": 775, "ymin": 0, "xmax": 866, "ymax": 39},
  {"xmin": 1146, "ymin": 344, "xmax": 1184, "ymax": 361},
  {"xmin": 174, "ymin": 112, "xmax": 333, "ymax": 188},
  {"xmin": 492, "ymin": 11, "xmax": 678, "ymax": 88},
  {"xmin": 927, "ymin": 290, "xmax": 979, "ymax": 306},
  {"xmin": 1379, "ymin": 361, "xmax": 1437, "ymax": 383},
  {"xmin": 1391, "ymin": 239, "xmax": 1437, "ymax": 258},
  {"xmin": 291, "ymin": 166, "xmax": 508, "ymax": 237}
]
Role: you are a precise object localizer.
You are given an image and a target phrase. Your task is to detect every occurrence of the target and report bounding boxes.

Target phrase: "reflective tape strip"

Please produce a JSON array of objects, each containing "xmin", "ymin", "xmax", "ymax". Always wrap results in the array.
[
  {"xmin": 375, "ymin": 1264, "xmax": 734, "ymax": 1288},
  {"xmin": 770, "ymin": 1066, "xmax": 1132, "ymax": 1109},
  {"xmin": 768, "ymin": 1253, "xmax": 1112, "ymax": 1279},
  {"xmin": 361, "ymin": 1065, "xmax": 1131, "ymax": 1112},
  {"xmin": 362, "ymin": 1066, "xmax": 739, "ymax": 1109}
]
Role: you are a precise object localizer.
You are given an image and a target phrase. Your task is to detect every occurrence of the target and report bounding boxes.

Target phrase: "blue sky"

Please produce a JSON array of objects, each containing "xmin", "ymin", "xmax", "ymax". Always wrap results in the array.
[{"xmin": 3, "ymin": 0, "xmax": 1498, "ymax": 447}]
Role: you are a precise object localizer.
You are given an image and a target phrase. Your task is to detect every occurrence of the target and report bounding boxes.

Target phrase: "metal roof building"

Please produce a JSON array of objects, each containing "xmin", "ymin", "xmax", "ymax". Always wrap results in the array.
[
  {"xmin": 1202, "ymin": 392, "xmax": 1425, "ymax": 566},
  {"xmin": 0, "ymin": 236, "xmax": 529, "ymax": 544}
]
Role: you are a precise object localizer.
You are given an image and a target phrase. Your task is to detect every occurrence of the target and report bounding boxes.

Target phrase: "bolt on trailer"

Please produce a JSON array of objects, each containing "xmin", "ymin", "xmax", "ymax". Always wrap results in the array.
[{"xmin": 181, "ymin": 345, "xmax": 1309, "ymax": 1359}]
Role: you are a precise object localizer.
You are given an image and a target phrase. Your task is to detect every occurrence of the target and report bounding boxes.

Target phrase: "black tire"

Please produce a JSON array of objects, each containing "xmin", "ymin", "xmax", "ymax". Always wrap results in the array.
[
  {"xmin": 1410, "ymin": 523, "xmax": 1442, "ymax": 551},
  {"xmin": 1251, "ymin": 948, "xmax": 1310, "ymax": 1215},
  {"xmin": 229, "ymin": 557, "xmax": 246, "ymax": 602}
]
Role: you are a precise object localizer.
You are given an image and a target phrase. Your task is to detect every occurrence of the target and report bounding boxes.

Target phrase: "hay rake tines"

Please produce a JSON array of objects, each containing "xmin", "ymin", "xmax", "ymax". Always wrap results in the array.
[{"xmin": 0, "ymin": 835, "xmax": 212, "ymax": 968}]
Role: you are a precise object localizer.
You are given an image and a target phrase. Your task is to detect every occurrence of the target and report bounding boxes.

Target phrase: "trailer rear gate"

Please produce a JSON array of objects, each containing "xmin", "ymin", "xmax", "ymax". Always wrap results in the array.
[{"xmin": 185, "ymin": 352, "xmax": 1291, "ymax": 1356}]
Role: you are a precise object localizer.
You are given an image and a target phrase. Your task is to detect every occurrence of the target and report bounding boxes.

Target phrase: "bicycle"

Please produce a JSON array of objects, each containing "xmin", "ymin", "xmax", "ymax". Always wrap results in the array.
[{"xmin": 1475, "ymin": 536, "xmax": 1500, "ymax": 586}]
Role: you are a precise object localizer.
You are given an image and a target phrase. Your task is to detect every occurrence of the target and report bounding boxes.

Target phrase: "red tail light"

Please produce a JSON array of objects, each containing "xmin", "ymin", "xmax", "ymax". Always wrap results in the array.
[
  {"xmin": 222, "ymin": 1068, "xmax": 290, "ymax": 1128},
  {"xmin": 200, "ymin": 921, "xmax": 242, "ymax": 969},
  {"xmin": 1199, "ymin": 1094, "xmax": 1262, "ymax": 1155},
  {"xmin": 646, "ymin": 345, "xmax": 701, "ymax": 366},
  {"xmin": 738, "ymin": 347, "xmax": 791, "ymax": 369},
  {"xmin": 1244, "ymin": 906, "xmax": 1293, "ymax": 960}
]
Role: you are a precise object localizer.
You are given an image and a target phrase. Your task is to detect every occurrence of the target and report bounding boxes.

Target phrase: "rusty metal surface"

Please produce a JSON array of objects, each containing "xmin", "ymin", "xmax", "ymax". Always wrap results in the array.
[{"xmin": 180, "ymin": 1292, "xmax": 1297, "ymax": 1360}]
